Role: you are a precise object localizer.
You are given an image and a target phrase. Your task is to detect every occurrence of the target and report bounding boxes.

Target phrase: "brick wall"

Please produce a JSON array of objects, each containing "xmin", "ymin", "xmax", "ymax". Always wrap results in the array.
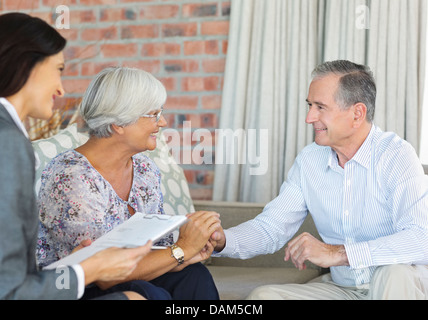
[{"xmin": 0, "ymin": 0, "xmax": 231, "ymax": 200}]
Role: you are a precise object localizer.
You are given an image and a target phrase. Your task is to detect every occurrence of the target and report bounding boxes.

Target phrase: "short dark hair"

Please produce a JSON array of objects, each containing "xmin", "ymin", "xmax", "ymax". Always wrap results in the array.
[
  {"xmin": 0, "ymin": 12, "xmax": 66, "ymax": 97},
  {"xmin": 312, "ymin": 60, "xmax": 377, "ymax": 122}
]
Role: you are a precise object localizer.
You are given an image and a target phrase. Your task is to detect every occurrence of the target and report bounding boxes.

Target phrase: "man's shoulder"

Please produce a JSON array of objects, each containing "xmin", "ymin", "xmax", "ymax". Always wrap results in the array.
[
  {"xmin": 372, "ymin": 127, "xmax": 415, "ymax": 160},
  {"xmin": 372, "ymin": 127, "xmax": 409, "ymax": 150},
  {"xmin": 298, "ymin": 142, "xmax": 331, "ymax": 159},
  {"xmin": 371, "ymin": 127, "xmax": 422, "ymax": 178}
]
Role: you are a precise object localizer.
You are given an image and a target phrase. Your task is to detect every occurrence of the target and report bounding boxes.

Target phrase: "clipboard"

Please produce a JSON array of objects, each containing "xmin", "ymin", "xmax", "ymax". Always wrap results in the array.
[{"xmin": 44, "ymin": 213, "xmax": 187, "ymax": 270}]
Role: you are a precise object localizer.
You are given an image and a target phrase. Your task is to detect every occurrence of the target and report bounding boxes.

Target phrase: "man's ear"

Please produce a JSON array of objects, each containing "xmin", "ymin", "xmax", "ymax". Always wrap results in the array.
[{"xmin": 352, "ymin": 103, "xmax": 367, "ymax": 128}]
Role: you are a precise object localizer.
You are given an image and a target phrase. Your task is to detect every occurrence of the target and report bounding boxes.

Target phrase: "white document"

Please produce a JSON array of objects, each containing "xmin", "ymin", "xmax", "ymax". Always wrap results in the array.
[{"xmin": 44, "ymin": 213, "xmax": 187, "ymax": 270}]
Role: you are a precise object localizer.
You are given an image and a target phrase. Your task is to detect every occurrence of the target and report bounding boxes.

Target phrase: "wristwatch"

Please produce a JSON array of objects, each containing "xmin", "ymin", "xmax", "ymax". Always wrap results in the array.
[{"xmin": 170, "ymin": 244, "xmax": 184, "ymax": 265}]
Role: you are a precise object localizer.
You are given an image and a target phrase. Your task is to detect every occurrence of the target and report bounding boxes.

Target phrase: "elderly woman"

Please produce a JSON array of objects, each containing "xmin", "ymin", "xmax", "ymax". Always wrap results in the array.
[{"xmin": 37, "ymin": 67, "xmax": 220, "ymax": 300}]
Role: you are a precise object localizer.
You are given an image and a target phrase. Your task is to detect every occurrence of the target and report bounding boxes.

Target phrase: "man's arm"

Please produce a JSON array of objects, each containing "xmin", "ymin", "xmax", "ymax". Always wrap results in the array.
[{"xmin": 210, "ymin": 160, "xmax": 309, "ymax": 260}]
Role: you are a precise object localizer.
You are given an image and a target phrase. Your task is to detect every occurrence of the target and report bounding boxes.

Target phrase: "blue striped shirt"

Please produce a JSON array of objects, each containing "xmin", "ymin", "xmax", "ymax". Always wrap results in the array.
[{"xmin": 218, "ymin": 125, "xmax": 428, "ymax": 287}]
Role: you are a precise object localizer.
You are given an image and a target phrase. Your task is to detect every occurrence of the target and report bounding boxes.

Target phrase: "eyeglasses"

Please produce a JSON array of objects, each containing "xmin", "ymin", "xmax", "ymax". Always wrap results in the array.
[{"xmin": 141, "ymin": 107, "xmax": 164, "ymax": 122}]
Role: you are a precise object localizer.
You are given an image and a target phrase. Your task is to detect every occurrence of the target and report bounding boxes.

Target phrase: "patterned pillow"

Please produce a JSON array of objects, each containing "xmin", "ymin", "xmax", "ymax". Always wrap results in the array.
[
  {"xmin": 32, "ymin": 125, "xmax": 194, "ymax": 216},
  {"xmin": 143, "ymin": 130, "xmax": 195, "ymax": 215},
  {"xmin": 32, "ymin": 124, "xmax": 82, "ymax": 196}
]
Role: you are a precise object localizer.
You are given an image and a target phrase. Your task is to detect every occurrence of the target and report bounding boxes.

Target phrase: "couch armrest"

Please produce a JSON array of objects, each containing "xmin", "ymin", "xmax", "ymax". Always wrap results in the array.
[{"xmin": 193, "ymin": 200, "xmax": 323, "ymax": 270}]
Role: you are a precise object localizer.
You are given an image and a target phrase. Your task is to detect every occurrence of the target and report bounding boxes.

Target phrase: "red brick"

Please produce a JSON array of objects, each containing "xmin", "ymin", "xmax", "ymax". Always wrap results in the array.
[
  {"xmin": 184, "ymin": 40, "xmax": 219, "ymax": 55},
  {"xmin": 197, "ymin": 113, "xmax": 218, "ymax": 127},
  {"xmin": 142, "ymin": 43, "xmax": 181, "ymax": 57},
  {"xmin": 182, "ymin": 76, "xmax": 219, "ymax": 92},
  {"xmin": 62, "ymin": 78, "xmax": 92, "ymax": 94},
  {"xmin": 158, "ymin": 77, "xmax": 176, "ymax": 91},
  {"xmin": 121, "ymin": 25, "xmax": 159, "ymax": 39},
  {"xmin": 176, "ymin": 113, "xmax": 217, "ymax": 129},
  {"xmin": 182, "ymin": 3, "xmax": 218, "ymax": 17},
  {"xmin": 183, "ymin": 170, "xmax": 195, "ymax": 184},
  {"xmin": 202, "ymin": 58, "xmax": 226, "ymax": 73},
  {"xmin": 166, "ymin": 96, "xmax": 199, "ymax": 110},
  {"xmin": 81, "ymin": 61, "xmax": 117, "ymax": 76},
  {"xmin": 194, "ymin": 170, "xmax": 215, "ymax": 185},
  {"xmin": 100, "ymin": 8, "xmax": 138, "ymax": 21},
  {"xmin": 221, "ymin": 2, "xmax": 231, "ymax": 16},
  {"xmin": 203, "ymin": 76, "xmax": 220, "ymax": 91},
  {"xmin": 63, "ymin": 62, "xmax": 79, "ymax": 77},
  {"xmin": 4, "ymin": 0, "xmax": 39, "ymax": 10},
  {"xmin": 164, "ymin": 59, "xmax": 199, "ymax": 73},
  {"xmin": 121, "ymin": 60, "xmax": 161, "ymax": 74},
  {"xmin": 202, "ymin": 95, "xmax": 222, "ymax": 109},
  {"xmin": 58, "ymin": 29, "xmax": 79, "ymax": 41},
  {"xmin": 81, "ymin": 26, "xmax": 117, "ymax": 41},
  {"xmin": 140, "ymin": 5, "xmax": 179, "ymax": 19},
  {"xmin": 70, "ymin": 10, "xmax": 96, "ymax": 24},
  {"xmin": 29, "ymin": 12, "xmax": 52, "ymax": 24},
  {"xmin": 64, "ymin": 45, "xmax": 98, "ymax": 61},
  {"xmin": 42, "ymin": 0, "xmax": 77, "ymax": 6},
  {"xmin": 222, "ymin": 40, "xmax": 228, "ymax": 54},
  {"xmin": 120, "ymin": 0, "xmax": 152, "ymax": 2},
  {"xmin": 101, "ymin": 43, "xmax": 138, "ymax": 57},
  {"xmin": 79, "ymin": 0, "xmax": 115, "ymax": 5},
  {"xmin": 182, "ymin": 77, "xmax": 204, "ymax": 92},
  {"xmin": 201, "ymin": 20, "xmax": 230, "ymax": 35},
  {"xmin": 162, "ymin": 23, "xmax": 197, "ymax": 37}
]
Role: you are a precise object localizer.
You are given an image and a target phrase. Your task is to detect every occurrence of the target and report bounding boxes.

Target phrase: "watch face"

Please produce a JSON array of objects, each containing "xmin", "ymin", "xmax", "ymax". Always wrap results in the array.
[{"xmin": 173, "ymin": 247, "xmax": 184, "ymax": 258}]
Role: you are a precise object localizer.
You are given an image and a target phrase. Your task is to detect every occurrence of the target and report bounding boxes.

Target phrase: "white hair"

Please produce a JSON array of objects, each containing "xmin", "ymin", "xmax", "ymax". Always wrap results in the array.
[{"xmin": 79, "ymin": 66, "xmax": 167, "ymax": 138}]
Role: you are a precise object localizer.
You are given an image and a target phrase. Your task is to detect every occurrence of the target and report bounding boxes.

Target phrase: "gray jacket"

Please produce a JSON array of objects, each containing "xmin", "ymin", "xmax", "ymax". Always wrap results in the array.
[{"xmin": 0, "ymin": 103, "xmax": 78, "ymax": 299}]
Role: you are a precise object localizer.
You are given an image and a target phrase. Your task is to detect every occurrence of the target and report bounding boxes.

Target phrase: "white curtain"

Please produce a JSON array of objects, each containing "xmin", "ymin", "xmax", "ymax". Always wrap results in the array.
[{"xmin": 213, "ymin": 0, "xmax": 427, "ymax": 203}]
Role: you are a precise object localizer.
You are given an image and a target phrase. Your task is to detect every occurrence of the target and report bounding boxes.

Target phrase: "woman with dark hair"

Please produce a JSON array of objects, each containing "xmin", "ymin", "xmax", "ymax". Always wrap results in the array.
[{"xmin": 0, "ymin": 12, "xmax": 151, "ymax": 300}]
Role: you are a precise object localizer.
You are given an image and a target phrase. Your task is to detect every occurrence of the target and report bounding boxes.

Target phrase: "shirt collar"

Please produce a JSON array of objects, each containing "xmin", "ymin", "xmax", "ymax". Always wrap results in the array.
[
  {"xmin": 0, "ymin": 97, "xmax": 29, "ymax": 139},
  {"xmin": 351, "ymin": 124, "xmax": 376, "ymax": 169},
  {"xmin": 328, "ymin": 124, "xmax": 376, "ymax": 170}
]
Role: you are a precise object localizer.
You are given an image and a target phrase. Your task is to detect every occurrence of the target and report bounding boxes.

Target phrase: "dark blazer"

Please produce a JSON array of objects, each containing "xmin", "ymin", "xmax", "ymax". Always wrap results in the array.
[{"xmin": 0, "ymin": 103, "xmax": 78, "ymax": 299}]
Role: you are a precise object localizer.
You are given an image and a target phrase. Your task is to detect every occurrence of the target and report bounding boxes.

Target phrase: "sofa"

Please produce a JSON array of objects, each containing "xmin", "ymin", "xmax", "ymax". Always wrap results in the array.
[{"xmin": 31, "ymin": 124, "xmax": 428, "ymax": 300}]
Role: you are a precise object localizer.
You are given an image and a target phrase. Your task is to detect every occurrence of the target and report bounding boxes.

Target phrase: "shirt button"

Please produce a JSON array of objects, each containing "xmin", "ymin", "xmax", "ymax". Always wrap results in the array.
[{"xmin": 344, "ymin": 210, "xmax": 349, "ymax": 216}]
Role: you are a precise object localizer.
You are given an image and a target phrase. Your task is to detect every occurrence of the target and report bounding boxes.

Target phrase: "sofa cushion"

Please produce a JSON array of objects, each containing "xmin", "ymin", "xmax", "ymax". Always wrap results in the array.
[
  {"xmin": 32, "ymin": 124, "xmax": 82, "ymax": 195},
  {"xmin": 207, "ymin": 266, "xmax": 321, "ymax": 300}
]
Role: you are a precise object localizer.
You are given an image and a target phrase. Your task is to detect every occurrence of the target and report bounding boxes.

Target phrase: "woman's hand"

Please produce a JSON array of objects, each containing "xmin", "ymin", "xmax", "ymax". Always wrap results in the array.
[
  {"xmin": 80, "ymin": 240, "xmax": 152, "ymax": 286},
  {"xmin": 72, "ymin": 239, "xmax": 92, "ymax": 253},
  {"xmin": 175, "ymin": 211, "xmax": 221, "ymax": 262}
]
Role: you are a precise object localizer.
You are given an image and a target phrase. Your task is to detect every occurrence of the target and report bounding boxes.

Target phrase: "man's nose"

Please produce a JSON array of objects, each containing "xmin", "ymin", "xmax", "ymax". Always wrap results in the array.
[{"xmin": 305, "ymin": 106, "xmax": 318, "ymax": 124}]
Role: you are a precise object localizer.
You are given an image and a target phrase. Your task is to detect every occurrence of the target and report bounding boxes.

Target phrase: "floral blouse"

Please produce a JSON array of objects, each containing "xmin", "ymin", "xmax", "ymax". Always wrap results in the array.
[{"xmin": 36, "ymin": 149, "xmax": 173, "ymax": 268}]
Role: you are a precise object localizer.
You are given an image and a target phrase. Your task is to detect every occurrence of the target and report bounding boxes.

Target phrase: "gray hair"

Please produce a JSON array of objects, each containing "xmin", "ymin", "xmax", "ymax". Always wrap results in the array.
[
  {"xmin": 79, "ymin": 66, "xmax": 167, "ymax": 138},
  {"xmin": 312, "ymin": 60, "xmax": 376, "ymax": 122}
]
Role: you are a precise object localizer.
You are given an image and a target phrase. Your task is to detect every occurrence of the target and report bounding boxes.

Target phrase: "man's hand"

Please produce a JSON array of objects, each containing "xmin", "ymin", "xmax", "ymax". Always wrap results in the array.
[
  {"xmin": 210, "ymin": 224, "xmax": 226, "ymax": 252},
  {"xmin": 284, "ymin": 232, "xmax": 349, "ymax": 270}
]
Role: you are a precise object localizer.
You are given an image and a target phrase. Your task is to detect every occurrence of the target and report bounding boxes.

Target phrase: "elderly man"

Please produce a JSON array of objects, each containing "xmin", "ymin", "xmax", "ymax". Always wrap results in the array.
[{"xmin": 212, "ymin": 60, "xmax": 428, "ymax": 299}]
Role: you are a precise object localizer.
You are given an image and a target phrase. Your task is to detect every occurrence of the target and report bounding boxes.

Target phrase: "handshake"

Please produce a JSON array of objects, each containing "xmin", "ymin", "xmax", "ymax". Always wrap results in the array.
[
  {"xmin": 76, "ymin": 211, "xmax": 225, "ymax": 290},
  {"xmin": 174, "ymin": 211, "xmax": 225, "ymax": 266}
]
